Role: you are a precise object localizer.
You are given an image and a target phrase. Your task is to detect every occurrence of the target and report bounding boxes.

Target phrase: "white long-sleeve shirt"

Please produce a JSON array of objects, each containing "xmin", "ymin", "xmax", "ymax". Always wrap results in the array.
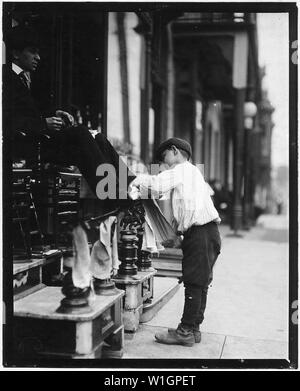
[{"xmin": 129, "ymin": 161, "xmax": 221, "ymax": 233}]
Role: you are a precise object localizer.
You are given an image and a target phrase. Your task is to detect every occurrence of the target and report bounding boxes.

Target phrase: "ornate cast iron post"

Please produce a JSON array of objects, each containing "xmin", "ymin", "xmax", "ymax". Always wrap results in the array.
[
  {"xmin": 138, "ymin": 249, "xmax": 152, "ymax": 271},
  {"xmin": 116, "ymin": 201, "xmax": 146, "ymax": 277},
  {"xmin": 93, "ymin": 273, "xmax": 119, "ymax": 296},
  {"xmin": 57, "ymin": 268, "xmax": 92, "ymax": 314},
  {"xmin": 113, "ymin": 200, "xmax": 157, "ymax": 332},
  {"xmin": 117, "ymin": 228, "xmax": 139, "ymax": 277}
]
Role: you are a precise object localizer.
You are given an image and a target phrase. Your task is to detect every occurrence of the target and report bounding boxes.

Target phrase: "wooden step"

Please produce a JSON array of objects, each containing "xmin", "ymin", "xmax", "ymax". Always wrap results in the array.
[
  {"xmin": 154, "ymin": 248, "xmax": 183, "ymax": 260},
  {"xmin": 140, "ymin": 276, "xmax": 180, "ymax": 323},
  {"xmin": 14, "ymin": 251, "xmax": 62, "ymax": 300},
  {"xmin": 13, "ymin": 286, "xmax": 124, "ymax": 359},
  {"xmin": 151, "ymin": 248, "xmax": 182, "ymax": 277}
]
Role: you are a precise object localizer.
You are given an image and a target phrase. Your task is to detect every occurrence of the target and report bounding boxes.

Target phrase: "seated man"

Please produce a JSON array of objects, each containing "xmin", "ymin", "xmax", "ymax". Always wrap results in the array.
[{"xmin": 3, "ymin": 25, "xmax": 134, "ymax": 208}]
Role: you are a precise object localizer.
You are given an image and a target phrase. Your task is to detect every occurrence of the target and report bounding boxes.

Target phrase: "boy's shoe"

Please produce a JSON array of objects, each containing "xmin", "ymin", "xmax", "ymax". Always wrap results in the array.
[
  {"xmin": 155, "ymin": 325, "xmax": 195, "ymax": 347},
  {"xmin": 168, "ymin": 324, "xmax": 201, "ymax": 343},
  {"xmin": 193, "ymin": 330, "xmax": 201, "ymax": 343}
]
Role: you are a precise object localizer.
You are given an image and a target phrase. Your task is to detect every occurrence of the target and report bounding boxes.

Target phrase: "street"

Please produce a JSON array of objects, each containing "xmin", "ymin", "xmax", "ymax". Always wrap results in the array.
[{"xmin": 124, "ymin": 214, "xmax": 289, "ymax": 359}]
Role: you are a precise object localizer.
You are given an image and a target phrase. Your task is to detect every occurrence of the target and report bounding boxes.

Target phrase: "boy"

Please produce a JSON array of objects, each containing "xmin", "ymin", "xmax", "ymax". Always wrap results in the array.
[{"xmin": 129, "ymin": 137, "xmax": 221, "ymax": 346}]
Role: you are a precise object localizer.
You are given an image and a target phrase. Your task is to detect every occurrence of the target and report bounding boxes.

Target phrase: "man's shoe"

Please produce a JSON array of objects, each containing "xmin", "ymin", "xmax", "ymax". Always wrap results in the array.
[
  {"xmin": 155, "ymin": 328, "xmax": 194, "ymax": 347},
  {"xmin": 168, "ymin": 324, "xmax": 201, "ymax": 343}
]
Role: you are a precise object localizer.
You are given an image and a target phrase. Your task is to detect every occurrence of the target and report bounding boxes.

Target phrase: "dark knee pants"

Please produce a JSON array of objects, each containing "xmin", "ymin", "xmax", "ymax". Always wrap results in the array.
[
  {"xmin": 41, "ymin": 127, "xmax": 135, "ymax": 207},
  {"xmin": 180, "ymin": 222, "xmax": 221, "ymax": 328}
]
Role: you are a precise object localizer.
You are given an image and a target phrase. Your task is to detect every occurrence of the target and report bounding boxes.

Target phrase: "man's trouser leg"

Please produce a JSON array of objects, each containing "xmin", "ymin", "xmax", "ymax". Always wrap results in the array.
[
  {"xmin": 42, "ymin": 126, "xmax": 135, "ymax": 205},
  {"xmin": 42, "ymin": 125, "xmax": 107, "ymax": 196}
]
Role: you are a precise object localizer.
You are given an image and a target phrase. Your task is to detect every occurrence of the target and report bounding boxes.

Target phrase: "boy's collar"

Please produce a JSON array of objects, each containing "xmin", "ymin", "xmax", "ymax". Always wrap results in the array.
[{"xmin": 167, "ymin": 160, "xmax": 189, "ymax": 169}]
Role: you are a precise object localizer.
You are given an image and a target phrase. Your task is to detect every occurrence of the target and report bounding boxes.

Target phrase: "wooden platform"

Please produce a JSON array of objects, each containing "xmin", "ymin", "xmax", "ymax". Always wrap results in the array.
[
  {"xmin": 13, "ymin": 286, "xmax": 125, "ymax": 359},
  {"xmin": 151, "ymin": 248, "xmax": 182, "ymax": 277},
  {"xmin": 13, "ymin": 250, "xmax": 62, "ymax": 300},
  {"xmin": 113, "ymin": 269, "xmax": 156, "ymax": 332},
  {"xmin": 140, "ymin": 276, "xmax": 180, "ymax": 323},
  {"xmin": 13, "ymin": 250, "xmax": 61, "ymax": 273}
]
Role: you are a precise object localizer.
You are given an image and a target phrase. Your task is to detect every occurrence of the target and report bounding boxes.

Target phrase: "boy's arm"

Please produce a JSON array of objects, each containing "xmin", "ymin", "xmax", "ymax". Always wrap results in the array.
[{"xmin": 130, "ymin": 166, "xmax": 182, "ymax": 196}]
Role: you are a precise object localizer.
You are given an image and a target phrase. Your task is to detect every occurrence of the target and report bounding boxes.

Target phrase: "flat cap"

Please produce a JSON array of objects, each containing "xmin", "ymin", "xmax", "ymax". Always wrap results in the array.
[
  {"xmin": 155, "ymin": 137, "xmax": 192, "ymax": 161},
  {"xmin": 4, "ymin": 25, "xmax": 40, "ymax": 51}
]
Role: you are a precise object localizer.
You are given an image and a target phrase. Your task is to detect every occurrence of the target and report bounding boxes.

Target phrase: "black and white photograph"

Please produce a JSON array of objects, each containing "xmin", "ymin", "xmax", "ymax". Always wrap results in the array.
[{"xmin": 1, "ymin": 0, "xmax": 298, "ymax": 373}]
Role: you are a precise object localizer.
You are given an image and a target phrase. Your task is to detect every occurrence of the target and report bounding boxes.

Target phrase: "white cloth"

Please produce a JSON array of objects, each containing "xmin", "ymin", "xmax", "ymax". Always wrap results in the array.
[
  {"xmin": 71, "ymin": 225, "xmax": 92, "ymax": 289},
  {"xmin": 142, "ymin": 198, "xmax": 178, "ymax": 244},
  {"xmin": 91, "ymin": 216, "xmax": 120, "ymax": 279},
  {"xmin": 129, "ymin": 161, "xmax": 221, "ymax": 233},
  {"xmin": 142, "ymin": 213, "xmax": 165, "ymax": 253}
]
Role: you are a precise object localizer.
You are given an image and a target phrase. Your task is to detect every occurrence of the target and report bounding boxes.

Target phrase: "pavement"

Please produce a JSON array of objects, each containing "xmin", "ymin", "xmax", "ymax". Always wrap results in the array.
[{"xmin": 123, "ymin": 214, "xmax": 289, "ymax": 360}]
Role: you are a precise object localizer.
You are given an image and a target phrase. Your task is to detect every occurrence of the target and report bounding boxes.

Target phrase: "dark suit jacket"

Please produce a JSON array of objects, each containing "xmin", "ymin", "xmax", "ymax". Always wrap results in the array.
[{"xmin": 2, "ymin": 64, "xmax": 46, "ymax": 139}]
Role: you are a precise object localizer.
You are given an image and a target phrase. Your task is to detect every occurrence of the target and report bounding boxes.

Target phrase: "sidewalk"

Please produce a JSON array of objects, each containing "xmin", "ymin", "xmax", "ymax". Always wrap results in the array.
[{"xmin": 123, "ymin": 214, "xmax": 289, "ymax": 359}]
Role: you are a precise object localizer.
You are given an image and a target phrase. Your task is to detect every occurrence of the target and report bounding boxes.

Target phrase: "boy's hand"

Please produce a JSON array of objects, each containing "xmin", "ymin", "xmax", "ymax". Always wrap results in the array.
[
  {"xmin": 128, "ymin": 183, "xmax": 141, "ymax": 200},
  {"xmin": 128, "ymin": 178, "xmax": 141, "ymax": 200}
]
